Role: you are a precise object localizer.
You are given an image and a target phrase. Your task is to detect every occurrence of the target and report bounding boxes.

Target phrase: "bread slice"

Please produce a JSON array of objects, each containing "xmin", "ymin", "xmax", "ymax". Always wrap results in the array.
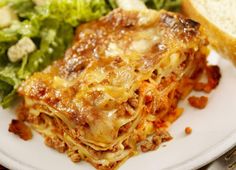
[{"xmin": 182, "ymin": 0, "xmax": 236, "ymax": 66}]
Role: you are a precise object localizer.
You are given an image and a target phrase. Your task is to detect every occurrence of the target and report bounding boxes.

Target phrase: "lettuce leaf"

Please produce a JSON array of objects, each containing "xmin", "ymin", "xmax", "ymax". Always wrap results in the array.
[{"xmin": 0, "ymin": 64, "xmax": 20, "ymax": 108}]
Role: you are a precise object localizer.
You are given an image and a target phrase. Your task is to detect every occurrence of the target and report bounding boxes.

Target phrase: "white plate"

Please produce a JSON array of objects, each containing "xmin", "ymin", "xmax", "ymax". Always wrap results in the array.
[{"xmin": 0, "ymin": 51, "xmax": 235, "ymax": 170}]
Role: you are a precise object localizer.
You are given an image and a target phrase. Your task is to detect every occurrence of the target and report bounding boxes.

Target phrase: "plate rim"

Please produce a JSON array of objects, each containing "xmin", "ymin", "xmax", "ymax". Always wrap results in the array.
[{"xmin": 167, "ymin": 131, "xmax": 236, "ymax": 170}]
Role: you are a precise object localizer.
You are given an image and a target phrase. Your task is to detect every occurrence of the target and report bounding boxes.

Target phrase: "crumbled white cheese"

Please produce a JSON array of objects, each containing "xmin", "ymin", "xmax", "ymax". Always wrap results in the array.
[
  {"xmin": 8, "ymin": 46, "xmax": 25, "ymax": 63},
  {"xmin": 8, "ymin": 37, "xmax": 36, "ymax": 62},
  {"xmin": 0, "ymin": 6, "xmax": 18, "ymax": 28},
  {"xmin": 17, "ymin": 37, "xmax": 37, "ymax": 54}
]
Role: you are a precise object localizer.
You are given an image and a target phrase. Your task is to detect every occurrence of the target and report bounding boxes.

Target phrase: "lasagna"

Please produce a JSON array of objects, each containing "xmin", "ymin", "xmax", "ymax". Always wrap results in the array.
[{"xmin": 17, "ymin": 8, "xmax": 217, "ymax": 169}]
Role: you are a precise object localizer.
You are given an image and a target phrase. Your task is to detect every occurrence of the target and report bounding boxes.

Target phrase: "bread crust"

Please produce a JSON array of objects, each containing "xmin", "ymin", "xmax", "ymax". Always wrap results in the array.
[{"xmin": 182, "ymin": 0, "xmax": 236, "ymax": 66}]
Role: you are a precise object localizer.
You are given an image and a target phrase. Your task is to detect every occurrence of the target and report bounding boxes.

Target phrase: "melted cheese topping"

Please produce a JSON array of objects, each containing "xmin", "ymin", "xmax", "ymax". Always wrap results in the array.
[{"xmin": 18, "ymin": 9, "xmax": 208, "ymax": 169}]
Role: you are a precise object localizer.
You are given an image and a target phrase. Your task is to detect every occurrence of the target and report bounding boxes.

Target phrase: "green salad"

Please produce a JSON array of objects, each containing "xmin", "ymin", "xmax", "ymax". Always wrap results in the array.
[{"xmin": 0, "ymin": 0, "xmax": 181, "ymax": 108}]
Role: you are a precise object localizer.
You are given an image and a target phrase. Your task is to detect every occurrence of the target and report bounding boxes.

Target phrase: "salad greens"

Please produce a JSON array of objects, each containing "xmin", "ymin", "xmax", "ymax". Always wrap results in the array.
[{"xmin": 0, "ymin": 0, "xmax": 181, "ymax": 108}]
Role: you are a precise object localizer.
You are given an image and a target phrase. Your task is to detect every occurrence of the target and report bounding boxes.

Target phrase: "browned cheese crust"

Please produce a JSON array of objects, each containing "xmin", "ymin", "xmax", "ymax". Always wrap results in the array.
[{"xmin": 17, "ymin": 9, "xmax": 215, "ymax": 169}]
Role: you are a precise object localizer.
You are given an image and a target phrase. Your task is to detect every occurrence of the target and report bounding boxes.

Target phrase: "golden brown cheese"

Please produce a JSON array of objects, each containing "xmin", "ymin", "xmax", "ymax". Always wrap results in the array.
[{"xmin": 18, "ymin": 9, "xmax": 211, "ymax": 169}]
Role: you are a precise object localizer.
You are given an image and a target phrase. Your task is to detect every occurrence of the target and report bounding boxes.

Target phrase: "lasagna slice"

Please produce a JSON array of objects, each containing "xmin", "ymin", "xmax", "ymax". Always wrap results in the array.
[{"xmin": 18, "ymin": 9, "xmax": 210, "ymax": 169}]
